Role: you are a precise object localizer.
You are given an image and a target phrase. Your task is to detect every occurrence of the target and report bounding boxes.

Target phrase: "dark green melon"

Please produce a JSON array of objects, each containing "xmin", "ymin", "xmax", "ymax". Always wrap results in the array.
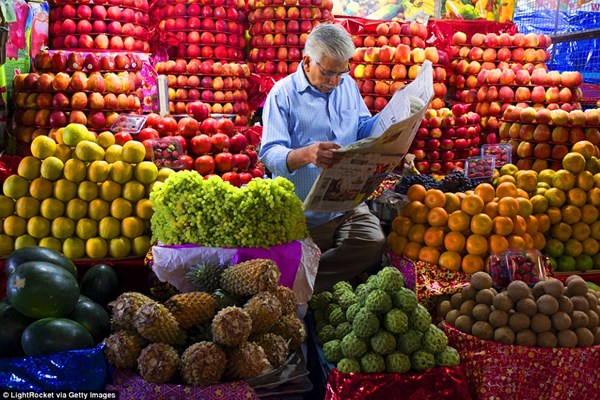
[
  {"xmin": 7, "ymin": 261, "xmax": 80, "ymax": 319},
  {"xmin": 80, "ymin": 263, "xmax": 119, "ymax": 308},
  {"xmin": 0, "ymin": 299, "xmax": 34, "ymax": 357},
  {"xmin": 5, "ymin": 246, "xmax": 78, "ymax": 278},
  {"xmin": 68, "ymin": 297, "xmax": 111, "ymax": 344},
  {"xmin": 21, "ymin": 318, "xmax": 95, "ymax": 356}
]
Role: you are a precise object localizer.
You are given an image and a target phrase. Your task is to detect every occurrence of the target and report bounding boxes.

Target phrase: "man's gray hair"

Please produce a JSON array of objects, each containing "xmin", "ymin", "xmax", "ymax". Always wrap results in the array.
[{"xmin": 303, "ymin": 23, "xmax": 355, "ymax": 63}]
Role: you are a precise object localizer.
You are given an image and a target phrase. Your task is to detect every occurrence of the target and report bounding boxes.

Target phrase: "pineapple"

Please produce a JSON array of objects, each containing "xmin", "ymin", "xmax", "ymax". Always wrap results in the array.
[
  {"xmin": 187, "ymin": 263, "xmax": 224, "ymax": 293},
  {"xmin": 225, "ymin": 341, "xmax": 271, "ymax": 380},
  {"xmin": 211, "ymin": 306, "xmax": 253, "ymax": 347},
  {"xmin": 221, "ymin": 259, "xmax": 281, "ymax": 297},
  {"xmin": 274, "ymin": 285, "xmax": 298, "ymax": 316},
  {"xmin": 164, "ymin": 292, "xmax": 216, "ymax": 329},
  {"xmin": 137, "ymin": 342, "xmax": 180, "ymax": 383},
  {"xmin": 271, "ymin": 314, "xmax": 307, "ymax": 350},
  {"xmin": 250, "ymin": 333, "xmax": 289, "ymax": 368},
  {"xmin": 180, "ymin": 341, "xmax": 227, "ymax": 386},
  {"xmin": 212, "ymin": 288, "xmax": 240, "ymax": 311},
  {"xmin": 244, "ymin": 292, "xmax": 282, "ymax": 333},
  {"xmin": 133, "ymin": 301, "xmax": 185, "ymax": 345},
  {"xmin": 109, "ymin": 292, "xmax": 155, "ymax": 331},
  {"xmin": 104, "ymin": 330, "xmax": 147, "ymax": 369}
]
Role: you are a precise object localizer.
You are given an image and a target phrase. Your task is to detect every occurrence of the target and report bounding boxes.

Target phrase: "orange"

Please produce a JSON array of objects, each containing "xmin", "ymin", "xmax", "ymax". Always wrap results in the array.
[
  {"xmin": 497, "ymin": 175, "xmax": 516, "ymax": 185},
  {"xmin": 387, "ymin": 232, "xmax": 408, "ymax": 255},
  {"xmin": 461, "ymin": 254, "xmax": 485, "ymax": 273},
  {"xmin": 474, "ymin": 183, "xmax": 495, "ymax": 204},
  {"xmin": 456, "ymin": 192, "xmax": 467, "ymax": 201},
  {"xmin": 403, "ymin": 242, "xmax": 422, "ymax": 261},
  {"xmin": 392, "ymin": 216, "xmax": 413, "ymax": 236},
  {"xmin": 470, "ymin": 213, "xmax": 493, "ymax": 236},
  {"xmin": 497, "ymin": 197, "xmax": 519, "ymax": 217},
  {"xmin": 407, "ymin": 184, "xmax": 427, "ymax": 202},
  {"xmin": 545, "ymin": 207, "xmax": 562, "ymax": 225},
  {"xmin": 444, "ymin": 231, "xmax": 466, "ymax": 253},
  {"xmin": 496, "ymin": 181, "xmax": 518, "ymax": 198},
  {"xmin": 438, "ymin": 251, "xmax": 462, "ymax": 271},
  {"xmin": 516, "ymin": 188, "xmax": 530, "ymax": 199},
  {"xmin": 409, "ymin": 201, "xmax": 429, "ymax": 224},
  {"xmin": 511, "ymin": 215, "xmax": 527, "ymax": 236},
  {"xmin": 461, "ymin": 194, "xmax": 484, "ymax": 216},
  {"xmin": 492, "ymin": 216, "xmax": 514, "ymax": 236},
  {"xmin": 407, "ymin": 223, "xmax": 427, "ymax": 244},
  {"xmin": 424, "ymin": 189, "xmax": 446, "ymax": 209},
  {"xmin": 424, "ymin": 226, "xmax": 445, "ymax": 247},
  {"xmin": 466, "ymin": 234, "xmax": 488, "ymax": 256},
  {"xmin": 427, "ymin": 207, "xmax": 448, "ymax": 227},
  {"xmin": 488, "ymin": 234, "xmax": 509, "ymax": 254},
  {"xmin": 516, "ymin": 197, "xmax": 533, "ymax": 218},
  {"xmin": 522, "ymin": 233, "xmax": 535, "ymax": 250},
  {"xmin": 465, "ymin": 190, "xmax": 475, "ymax": 196},
  {"xmin": 444, "ymin": 193, "xmax": 461, "ymax": 213},
  {"xmin": 507, "ymin": 235, "xmax": 526, "ymax": 250},
  {"xmin": 418, "ymin": 246, "xmax": 441, "ymax": 265},
  {"xmin": 525, "ymin": 215, "xmax": 539, "ymax": 235},
  {"xmin": 483, "ymin": 201, "xmax": 498, "ymax": 218},
  {"xmin": 534, "ymin": 213, "xmax": 551, "ymax": 233},
  {"xmin": 448, "ymin": 210, "xmax": 471, "ymax": 232},
  {"xmin": 532, "ymin": 232, "xmax": 546, "ymax": 251}
]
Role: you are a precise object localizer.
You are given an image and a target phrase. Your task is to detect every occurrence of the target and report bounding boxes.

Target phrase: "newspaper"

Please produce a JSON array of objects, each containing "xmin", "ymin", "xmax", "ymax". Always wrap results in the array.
[{"xmin": 303, "ymin": 60, "xmax": 434, "ymax": 212}]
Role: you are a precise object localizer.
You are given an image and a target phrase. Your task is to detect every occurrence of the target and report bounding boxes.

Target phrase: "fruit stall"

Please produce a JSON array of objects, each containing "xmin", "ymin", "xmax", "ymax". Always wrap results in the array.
[{"xmin": 1, "ymin": 0, "xmax": 600, "ymax": 398}]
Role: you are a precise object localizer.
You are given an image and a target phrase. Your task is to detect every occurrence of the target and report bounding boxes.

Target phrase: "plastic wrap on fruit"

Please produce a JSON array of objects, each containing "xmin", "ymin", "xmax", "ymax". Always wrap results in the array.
[
  {"xmin": 402, "ymin": 0, "xmax": 435, "ymax": 19},
  {"xmin": 499, "ymin": 0, "xmax": 515, "ymax": 22}
]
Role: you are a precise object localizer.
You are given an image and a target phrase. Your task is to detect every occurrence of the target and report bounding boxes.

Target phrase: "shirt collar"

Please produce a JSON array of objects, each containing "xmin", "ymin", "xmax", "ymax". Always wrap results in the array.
[{"xmin": 293, "ymin": 60, "xmax": 312, "ymax": 93}]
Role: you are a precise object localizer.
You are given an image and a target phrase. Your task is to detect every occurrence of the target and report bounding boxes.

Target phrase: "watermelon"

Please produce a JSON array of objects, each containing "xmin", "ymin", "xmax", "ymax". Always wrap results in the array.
[
  {"xmin": 68, "ymin": 297, "xmax": 111, "ymax": 344},
  {"xmin": 80, "ymin": 264, "xmax": 119, "ymax": 308},
  {"xmin": 7, "ymin": 261, "xmax": 80, "ymax": 319},
  {"xmin": 0, "ymin": 299, "xmax": 33, "ymax": 357},
  {"xmin": 5, "ymin": 246, "xmax": 78, "ymax": 278},
  {"xmin": 21, "ymin": 318, "xmax": 95, "ymax": 356}
]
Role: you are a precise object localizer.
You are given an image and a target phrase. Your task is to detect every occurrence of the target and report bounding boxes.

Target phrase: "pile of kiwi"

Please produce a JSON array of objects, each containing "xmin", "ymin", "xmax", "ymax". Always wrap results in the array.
[{"xmin": 438, "ymin": 272, "xmax": 600, "ymax": 348}]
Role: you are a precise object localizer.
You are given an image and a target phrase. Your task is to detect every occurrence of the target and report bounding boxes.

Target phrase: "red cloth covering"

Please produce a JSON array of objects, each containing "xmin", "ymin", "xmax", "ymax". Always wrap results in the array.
[
  {"xmin": 442, "ymin": 322, "xmax": 600, "ymax": 400},
  {"xmin": 106, "ymin": 369, "xmax": 259, "ymax": 400},
  {"xmin": 324, "ymin": 365, "xmax": 473, "ymax": 400}
]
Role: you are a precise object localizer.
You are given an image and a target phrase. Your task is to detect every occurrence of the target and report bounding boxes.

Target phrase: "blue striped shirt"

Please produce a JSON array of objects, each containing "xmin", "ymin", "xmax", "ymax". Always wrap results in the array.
[{"xmin": 259, "ymin": 62, "xmax": 379, "ymax": 229}]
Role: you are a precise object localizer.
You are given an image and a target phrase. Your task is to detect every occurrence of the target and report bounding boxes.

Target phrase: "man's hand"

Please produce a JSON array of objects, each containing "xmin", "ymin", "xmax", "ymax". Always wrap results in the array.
[{"xmin": 286, "ymin": 141, "xmax": 342, "ymax": 172}]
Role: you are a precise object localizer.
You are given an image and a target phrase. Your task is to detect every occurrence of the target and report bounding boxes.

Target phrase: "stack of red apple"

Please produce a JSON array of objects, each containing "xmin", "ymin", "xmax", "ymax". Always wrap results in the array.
[
  {"xmin": 499, "ymin": 100, "xmax": 599, "ymax": 172},
  {"xmin": 139, "ymin": 109, "xmax": 264, "ymax": 186},
  {"xmin": 246, "ymin": 0, "xmax": 334, "ymax": 76},
  {"xmin": 48, "ymin": 0, "xmax": 151, "ymax": 52},
  {"xmin": 410, "ymin": 103, "xmax": 482, "ymax": 174},
  {"xmin": 350, "ymin": 20, "xmax": 449, "ymax": 114},
  {"xmin": 154, "ymin": 0, "xmax": 247, "ymax": 62}
]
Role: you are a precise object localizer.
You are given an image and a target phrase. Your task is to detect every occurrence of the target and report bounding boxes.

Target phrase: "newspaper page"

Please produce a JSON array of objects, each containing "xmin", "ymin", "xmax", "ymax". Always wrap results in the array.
[{"xmin": 303, "ymin": 60, "xmax": 434, "ymax": 212}]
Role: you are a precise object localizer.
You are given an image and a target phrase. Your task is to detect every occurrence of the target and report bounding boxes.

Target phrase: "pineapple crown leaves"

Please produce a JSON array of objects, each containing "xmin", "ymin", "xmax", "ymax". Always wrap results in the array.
[{"xmin": 187, "ymin": 262, "xmax": 227, "ymax": 292}]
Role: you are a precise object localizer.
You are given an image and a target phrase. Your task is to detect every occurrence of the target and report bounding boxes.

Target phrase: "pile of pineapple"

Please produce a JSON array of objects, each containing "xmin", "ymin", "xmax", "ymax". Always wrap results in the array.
[{"xmin": 103, "ymin": 259, "xmax": 307, "ymax": 385}]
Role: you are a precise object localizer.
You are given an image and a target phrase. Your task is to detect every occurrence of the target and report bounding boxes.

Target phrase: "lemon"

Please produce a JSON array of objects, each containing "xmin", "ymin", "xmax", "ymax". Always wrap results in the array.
[
  {"xmin": 30, "ymin": 135, "xmax": 57, "ymax": 159},
  {"xmin": 104, "ymin": 144, "xmax": 123, "ymax": 163},
  {"xmin": 157, "ymin": 167, "xmax": 175, "ymax": 182},
  {"xmin": 133, "ymin": 161, "xmax": 158, "ymax": 184},
  {"xmin": 122, "ymin": 141, "xmax": 146, "ymax": 163},
  {"xmin": 63, "ymin": 123, "xmax": 95, "ymax": 146},
  {"xmin": 14, "ymin": 234, "xmax": 37, "ymax": 250},
  {"xmin": 27, "ymin": 215, "xmax": 51, "ymax": 239},
  {"xmin": 17, "ymin": 156, "xmax": 42, "ymax": 181},
  {"xmin": 29, "ymin": 177, "xmax": 54, "ymax": 201},
  {"xmin": 110, "ymin": 197, "xmax": 133, "ymax": 219},
  {"xmin": 88, "ymin": 198, "xmax": 110, "ymax": 221},
  {"xmin": 78, "ymin": 181, "xmax": 99, "ymax": 201},
  {"xmin": 0, "ymin": 195, "xmax": 15, "ymax": 217},
  {"xmin": 62, "ymin": 237, "xmax": 85, "ymax": 259},
  {"xmin": 40, "ymin": 156, "xmax": 64, "ymax": 181},
  {"xmin": 109, "ymin": 236, "xmax": 131, "ymax": 258},
  {"xmin": 97, "ymin": 131, "xmax": 116, "ymax": 148},
  {"xmin": 131, "ymin": 235, "xmax": 151, "ymax": 256},
  {"xmin": 0, "ymin": 234, "xmax": 14, "ymax": 256},
  {"xmin": 3, "ymin": 175, "xmax": 29, "ymax": 199},
  {"xmin": 53, "ymin": 179, "xmax": 77, "ymax": 202},
  {"xmin": 75, "ymin": 141, "xmax": 105, "ymax": 162},
  {"xmin": 63, "ymin": 158, "xmax": 87, "ymax": 182},
  {"xmin": 66, "ymin": 198, "xmax": 88, "ymax": 220},
  {"xmin": 99, "ymin": 180, "xmax": 122, "ymax": 202},
  {"xmin": 109, "ymin": 160, "xmax": 133, "ymax": 184},
  {"xmin": 135, "ymin": 199, "xmax": 153, "ymax": 220},
  {"xmin": 38, "ymin": 236, "xmax": 62, "ymax": 252},
  {"xmin": 76, "ymin": 218, "xmax": 98, "ymax": 240},
  {"xmin": 85, "ymin": 237, "xmax": 108, "ymax": 259},
  {"xmin": 51, "ymin": 216, "xmax": 75, "ymax": 239},
  {"xmin": 87, "ymin": 160, "xmax": 111, "ymax": 183},
  {"xmin": 121, "ymin": 216, "xmax": 145, "ymax": 239},
  {"xmin": 54, "ymin": 144, "xmax": 72, "ymax": 163},
  {"xmin": 40, "ymin": 198, "xmax": 65, "ymax": 219},
  {"xmin": 15, "ymin": 196, "xmax": 40, "ymax": 218},
  {"xmin": 122, "ymin": 181, "xmax": 145, "ymax": 202},
  {"xmin": 4, "ymin": 215, "xmax": 27, "ymax": 237}
]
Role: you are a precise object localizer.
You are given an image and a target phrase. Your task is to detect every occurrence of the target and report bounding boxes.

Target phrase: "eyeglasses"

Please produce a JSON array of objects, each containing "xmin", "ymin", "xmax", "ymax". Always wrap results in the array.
[{"xmin": 314, "ymin": 60, "xmax": 350, "ymax": 79}]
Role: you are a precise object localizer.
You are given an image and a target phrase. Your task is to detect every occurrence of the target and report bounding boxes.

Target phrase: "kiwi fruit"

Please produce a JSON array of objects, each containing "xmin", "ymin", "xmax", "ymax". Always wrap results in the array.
[
  {"xmin": 471, "ymin": 321, "xmax": 494, "ymax": 340},
  {"xmin": 565, "ymin": 275, "xmax": 584, "ymax": 285},
  {"xmin": 530, "ymin": 313, "xmax": 552, "ymax": 333},
  {"xmin": 593, "ymin": 326, "xmax": 600, "ymax": 345},
  {"xmin": 536, "ymin": 294, "xmax": 559, "ymax": 315},
  {"xmin": 454, "ymin": 315, "xmax": 474, "ymax": 334},
  {"xmin": 489, "ymin": 309, "xmax": 509, "ymax": 328},
  {"xmin": 532, "ymin": 280, "xmax": 546, "ymax": 299},
  {"xmin": 437, "ymin": 300, "xmax": 453, "ymax": 318},
  {"xmin": 450, "ymin": 292, "xmax": 464, "ymax": 309},
  {"xmin": 575, "ymin": 327, "xmax": 594, "ymax": 347},
  {"xmin": 472, "ymin": 304, "xmax": 491, "ymax": 322},
  {"xmin": 493, "ymin": 326, "xmax": 515, "ymax": 345},
  {"xmin": 445, "ymin": 309, "xmax": 461, "ymax": 325},
  {"xmin": 566, "ymin": 279, "xmax": 588, "ymax": 297},
  {"xmin": 515, "ymin": 329, "xmax": 536, "ymax": 346},
  {"xmin": 570, "ymin": 295, "xmax": 589, "ymax": 312},
  {"xmin": 557, "ymin": 330, "xmax": 577, "ymax": 348},
  {"xmin": 461, "ymin": 285, "xmax": 478, "ymax": 301},
  {"xmin": 587, "ymin": 310, "xmax": 599, "ymax": 328},
  {"xmin": 515, "ymin": 298, "xmax": 537, "ymax": 317},
  {"xmin": 470, "ymin": 271, "xmax": 492, "ymax": 290},
  {"xmin": 475, "ymin": 288, "xmax": 494, "ymax": 305},
  {"xmin": 459, "ymin": 299, "xmax": 477, "ymax": 316},
  {"xmin": 492, "ymin": 291, "xmax": 514, "ymax": 312},
  {"xmin": 558, "ymin": 296, "xmax": 574, "ymax": 313},
  {"xmin": 542, "ymin": 278, "xmax": 564, "ymax": 298},
  {"xmin": 551, "ymin": 311, "xmax": 572, "ymax": 331},
  {"xmin": 508, "ymin": 312, "xmax": 530, "ymax": 332},
  {"xmin": 536, "ymin": 331, "xmax": 557, "ymax": 348},
  {"xmin": 507, "ymin": 280, "xmax": 531, "ymax": 301},
  {"xmin": 570, "ymin": 310, "xmax": 589, "ymax": 329},
  {"xmin": 586, "ymin": 292, "xmax": 598, "ymax": 309}
]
